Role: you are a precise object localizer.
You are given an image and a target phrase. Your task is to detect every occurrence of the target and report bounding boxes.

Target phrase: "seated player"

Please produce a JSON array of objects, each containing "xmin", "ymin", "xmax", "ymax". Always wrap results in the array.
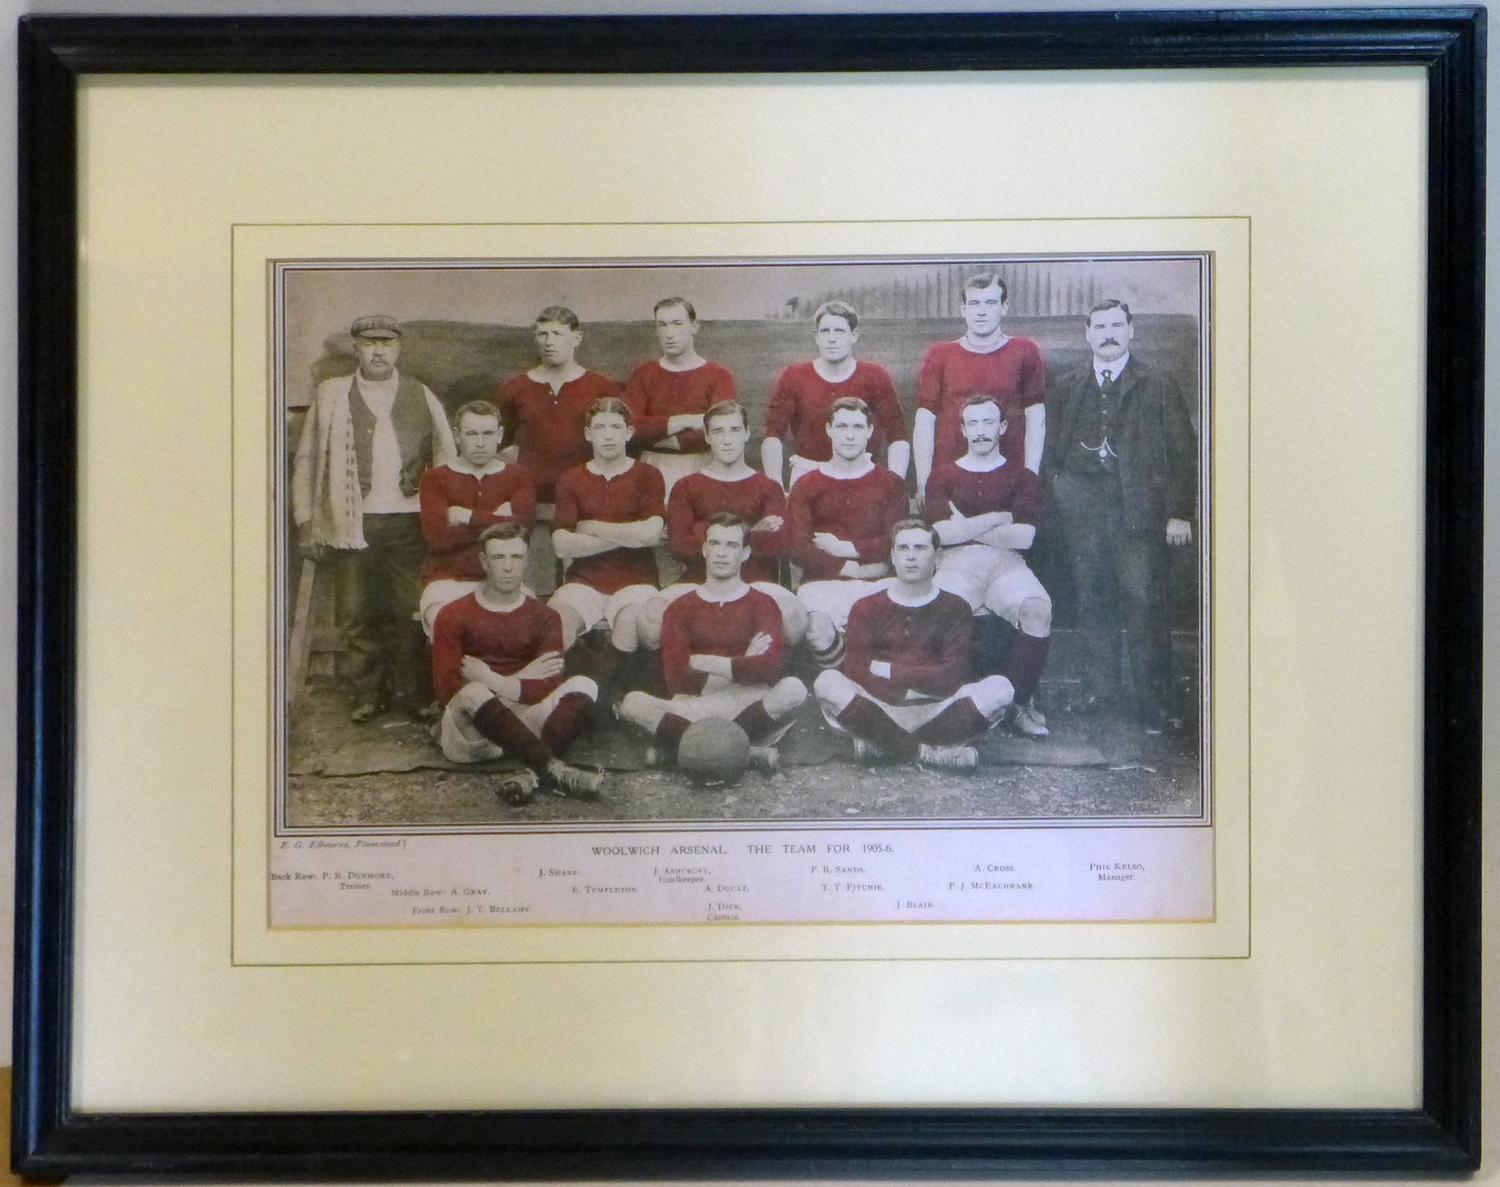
[
  {"xmin": 636, "ymin": 399, "xmax": 807, "ymax": 650},
  {"xmin": 813, "ymin": 519, "xmax": 1014, "ymax": 770},
  {"xmin": 788, "ymin": 396, "xmax": 910, "ymax": 632},
  {"xmin": 549, "ymin": 397, "xmax": 665, "ymax": 651},
  {"xmin": 761, "ymin": 300, "xmax": 910, "ymax": 489},
  {"xmin": 418, "ymin": 400, "xmax": 538, "ymax": 638},
  {"xmin": 623, "ymin": 296, "xmax": 737, "ymax": 497},
  {"xmin": 619, "ymin": 514, "xmax": 808, "ymax": 774},
  {"xmin": 431, "ymin": 523, "xmax": 602, "ymax": 803},
  {"xmin": 927, "ymin": 395, "xmax": 1052, "ymax": 739}
]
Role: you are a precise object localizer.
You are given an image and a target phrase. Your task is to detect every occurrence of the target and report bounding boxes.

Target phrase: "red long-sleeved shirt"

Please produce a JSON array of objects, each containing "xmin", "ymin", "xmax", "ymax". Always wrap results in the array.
[
  {"xmin": 419, "ymin": 461, "xmax": 538, "ymax": 583},
  {"xmin": 666, "ymin": 470, "xmax": 787, "ymax": 584},
  {"xmin": 660, "ymin": 587, "xmax": 785, "ymax": 696},
  {"xmin": 924, "ymin": 459, "xmax": 1046, "ymax": 529},
  {"xmin": 917, "ymin": 339, "xmax": 1045, "ymax": 468},
  {"xmin": 787, "ymin": 464, "xmax": 909, "ymax": 581},
  {"xmin": 552, "ymin": 460, "xmax": 665, "ymax": 594},
  {"xmin": 623, "ymin": 360, "xmax": 737, "ymax": 453},
  {"xmin": 431, "ymin": 593, "xmax": 564, "ymax": 706},
  {"xmin": 843, "ymin": 588, "xmax": 973, "ymax": 703},
  {"xmin": 762, "ymin": 361, "xmax": 907, "ymax": 463},
  {"xmin": 494, "ymin": 370, "xmax": 619, "ymax": 500}
]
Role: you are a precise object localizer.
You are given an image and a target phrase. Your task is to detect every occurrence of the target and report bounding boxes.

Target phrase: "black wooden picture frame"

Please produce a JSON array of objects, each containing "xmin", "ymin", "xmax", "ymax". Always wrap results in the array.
[{"xmin": 14, "ymin": 10, "xmax": 1484, "ymax": 1178}]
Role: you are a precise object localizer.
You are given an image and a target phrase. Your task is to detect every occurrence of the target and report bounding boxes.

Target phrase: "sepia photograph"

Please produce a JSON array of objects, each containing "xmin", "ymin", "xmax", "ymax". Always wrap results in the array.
[{"xmin": 277, "ymin": 254, "xmax": 1209, "ymax": 835}]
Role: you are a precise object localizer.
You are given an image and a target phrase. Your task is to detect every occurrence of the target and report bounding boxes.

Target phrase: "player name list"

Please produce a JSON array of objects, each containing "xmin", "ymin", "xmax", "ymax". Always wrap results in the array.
[{"xmin": 270, "ymin": 826, "xmax": 1213, "ymax": 926}]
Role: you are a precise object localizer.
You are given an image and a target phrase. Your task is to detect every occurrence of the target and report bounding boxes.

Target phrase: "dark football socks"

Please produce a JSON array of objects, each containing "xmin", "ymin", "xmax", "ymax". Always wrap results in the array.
[
  {"xmin": 472, "ymin": 697, "xmax": 553, "ymax": 773},
  {"xmin": 732, "ymin": 701, "xmax": 775, "ymax": 742},
  {"xmin": 836, "ymin": 695, "xmax": 919, "ymax": 761},
  {"xmin": 1006, "ymin": 633, "xmax": 1050, "ymax": 705},
  {"xmin": 540, "ymin": 691, "xmax": 593, "ymax": 755},
  {"xmin": 914, "ymin": 698, "xmax": 989, "ymax": 746},
  {"xmin": 653, "ymin": 712, "xmax": 692, "ymax": 761}
]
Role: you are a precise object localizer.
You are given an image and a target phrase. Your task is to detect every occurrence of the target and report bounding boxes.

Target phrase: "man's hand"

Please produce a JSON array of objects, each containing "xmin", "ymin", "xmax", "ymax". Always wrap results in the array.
[
  {"xmin": 744, "ymin": 632, "xmax": 773, "ymax": 658},
  {"xmin": 750, "ymin": 515, "xmax": 784, "ymax": 534},
  {"xmin": 869, "ymin": 659, "xmax": 892, "ymax": 679},
  {"xmin": 447, "ymin": 506, "xmax": 473, "ymax": 526},
  {"xmin": 515, "ymin": 651, "xmax": 564, "ymax": 681},
  {"xmin": 814, "ymin": 532, "xmax": 858, "ymax": 559},
  {"xmin": 296, "ymin": 524, "xmax": 324, "ymax": 562},
  {"xmin": 1166, "ymin": 518, "xmax": 1193, "ymax": 547},
  {"xmin": 460, "ymin": 655, "xmax": 499, "ymax": 685}
]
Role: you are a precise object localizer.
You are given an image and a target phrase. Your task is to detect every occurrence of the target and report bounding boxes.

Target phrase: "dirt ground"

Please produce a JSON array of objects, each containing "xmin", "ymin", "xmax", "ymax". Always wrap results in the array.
[{"xmin": 286, "ymin": 674, "xmax": 1201, "ymax": 829}]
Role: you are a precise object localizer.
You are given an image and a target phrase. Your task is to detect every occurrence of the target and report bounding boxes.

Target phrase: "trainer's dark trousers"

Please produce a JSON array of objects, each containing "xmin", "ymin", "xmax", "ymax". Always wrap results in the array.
[
  {"xmin": 1051, "ymin": 472, "xmax": 1171, "ymax": 716},
  {"xmin": 331, "ymin": 512, "xmax": 429, "ymax": 711}
]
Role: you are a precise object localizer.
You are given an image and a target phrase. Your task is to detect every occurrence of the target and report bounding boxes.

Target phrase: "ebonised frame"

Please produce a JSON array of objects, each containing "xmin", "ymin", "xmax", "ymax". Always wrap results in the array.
[{"xmin": 14, "ymin": 10, "xmax": 1484, "ymax": 1179}]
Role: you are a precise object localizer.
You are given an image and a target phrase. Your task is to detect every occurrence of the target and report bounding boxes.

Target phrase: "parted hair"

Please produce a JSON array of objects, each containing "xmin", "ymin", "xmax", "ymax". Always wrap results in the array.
[
  {"xmin": 703, "ymin": 511, "xmax": 749, "ymax": 542},
  {"xmin": 812, "ymin": 300, "xmax": 859, "ymax": 331},
  {"xmin": 1087, "ymin": 298, "xmax": 1133, "ymax": 324},
  {"xmin": 704, "ymin": 399, "xmax": 748, "ymax": 430},
  {"xmin": 960, "ymin": 393, "xmax": 1007, "ymax": 420},
  {"xmin": 825, "ymin": 395, "xmax": 872, "ymax": 426},
  {"xmin": 962, "ymin": 271, "xmax": 1009, "ymax": 303},
  {"xmin": 586, "ymin": 396, "xmax": 634, "ymax": 426},
  {"xmin": 889, "ymin": 517, "xmax": 940, "ymax": 551},
  {"xmin": 534, "ymin": 305, "xmax": 580, "ymax": 330},
  {"xmin": 653, "ymin": 296, "xmax": 698, "ymax": 321},
  {"xmin": 478, "ymin": 521, "xmax": 529, "ymax": 549},
  {"xmin": 453, "ymin": 399, "xmax": 502, "ymax": 427}
]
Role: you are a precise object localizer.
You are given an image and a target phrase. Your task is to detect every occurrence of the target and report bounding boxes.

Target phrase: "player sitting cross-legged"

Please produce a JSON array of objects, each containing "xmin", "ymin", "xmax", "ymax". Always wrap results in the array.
[
  {"xmin": 636, "ymin": 399, "xmax": 807, "ymax": 652},
  {"xmin": 927, "ymin": 395, "xmax": 1053, "ymax": 739},
  {"xmin": 431, "ymin": 522, "xmax": 603, "ymax": 803},
  {"xmin": 548, "ymin": 397, "xmax": 665, "ymax": 653},
  {"xmin": 813, "ymin": 519, "xmax": 1014, "ymax": 771},
  {"xmin": 619, "ymin": 514, "xmax": 809, "ymax": 776}
]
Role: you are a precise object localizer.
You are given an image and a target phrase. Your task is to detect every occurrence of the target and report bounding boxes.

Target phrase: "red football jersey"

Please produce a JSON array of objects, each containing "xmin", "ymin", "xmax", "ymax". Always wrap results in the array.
[
  {"xmin": 787, "ymin": 464, "xmax": 909, "ymax": 581},
  {"xmin": 762, "ymin": 361, "xmax": 908, "ymax": 463},
  {"xmin": 660, "ymin": 587, "xmax": 785, "ymax": 696},
  {"xmin": 419, "ymin": 462, "xmax": 538, "ymax": 584},
  {"xmin": 494, "ymin": 370, "xmax": 619, "ymax": 500},
  {"xmin": 431, "ymin": 593, "xmax": 564, "ymax": 706},
  {"xmin": 623, "ymin": 360, "xmax": 737, "ymax": 454},
  {"xmin": 552, "ymin": 460, "xmax": 666, "ymax": 594},
  {"xmin": 924, "ymin": 459, "xmax": 1046, "ymax": 528},
  {"xmin": 666, "ymin": 470, "xmax": 787, "ymax": 584},
  {"xmin": 917, "ymin": 339, "xmax": 1045, "ymax": 468},
  {"xmin": 843, "ymin": 588, "xmax": 973, "ymax": 703}
]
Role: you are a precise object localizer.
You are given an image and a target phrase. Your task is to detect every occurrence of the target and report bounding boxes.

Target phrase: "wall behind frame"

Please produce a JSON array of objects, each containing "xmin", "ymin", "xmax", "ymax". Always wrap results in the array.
[{"xmin": 0, "ymin": 0, "xmax": 1494, "ymax": 1184}]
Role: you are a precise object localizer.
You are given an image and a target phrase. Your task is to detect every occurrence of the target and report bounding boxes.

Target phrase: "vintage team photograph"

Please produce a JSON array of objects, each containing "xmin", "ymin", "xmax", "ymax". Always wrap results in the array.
[{"xmin": 279, "ymin": 255, "xmax": 1208, "ymax": 829}]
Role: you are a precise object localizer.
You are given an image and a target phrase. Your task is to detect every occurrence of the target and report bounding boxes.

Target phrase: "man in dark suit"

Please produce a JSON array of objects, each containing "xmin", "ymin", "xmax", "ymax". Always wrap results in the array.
[{"xmin": 1042, "ymin": 299, "xmax": 1197, "ymax": 732}]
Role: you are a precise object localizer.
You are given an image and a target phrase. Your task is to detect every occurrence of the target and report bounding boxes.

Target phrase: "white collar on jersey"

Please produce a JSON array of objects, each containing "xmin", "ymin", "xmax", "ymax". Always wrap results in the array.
[{"xmin": 815, "ymin": 455, "xmax": 875, "ymax": 480}]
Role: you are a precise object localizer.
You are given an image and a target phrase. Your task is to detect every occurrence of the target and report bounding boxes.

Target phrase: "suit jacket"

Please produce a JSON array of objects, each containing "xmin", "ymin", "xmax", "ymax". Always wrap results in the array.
[{"xmin": 1041, "ymin": 356, "xmax": 1197, "ymax": 534}]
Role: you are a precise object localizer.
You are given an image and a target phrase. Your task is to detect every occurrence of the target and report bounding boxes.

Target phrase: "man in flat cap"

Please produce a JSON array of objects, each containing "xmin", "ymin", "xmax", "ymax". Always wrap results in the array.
[{"xmin": 292, "ymin": 315, "xmax": 456, "ymax": 722}]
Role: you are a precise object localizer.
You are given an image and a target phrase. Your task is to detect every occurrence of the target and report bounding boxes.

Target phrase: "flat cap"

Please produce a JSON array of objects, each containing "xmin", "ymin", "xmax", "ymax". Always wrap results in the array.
[{"xmin": 350, "ymin": 314, "xmax": 403, "ymax": 339}]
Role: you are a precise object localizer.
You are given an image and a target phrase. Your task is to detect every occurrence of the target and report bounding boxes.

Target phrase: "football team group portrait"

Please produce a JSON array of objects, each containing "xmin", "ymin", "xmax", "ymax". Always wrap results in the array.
[{"xmin": 281, "ymin": 257, "xmax": 1207, "ymax": 826}]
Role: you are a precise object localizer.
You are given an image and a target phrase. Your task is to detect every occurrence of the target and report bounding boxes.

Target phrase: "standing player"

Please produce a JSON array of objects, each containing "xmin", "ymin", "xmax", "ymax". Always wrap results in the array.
[
  {"xmin": 494, "ymin": 306, "xmax": 619, "ymax": 501},
  {"xmin": 431, "ymin": 523, "xmax": 602, "ymax": 803},
  {"xmin": 549, "ymin": 397, "xmax": 665, "ymax": 651},
  {"xmin": 788, "ymin": 397, "xmax": 910, "ymax": 632},
  {"xmin": 418, "ymin": 400, "xmax": 538, "ymax": 638},
  {"xmin": 623, "ymin": 297, "xmax": 738, "ymax": 497},
  {"xmin": 927, "ymin": 395, "xmax": 1052, "ymax": 739},
  {"xmin": 636, "ymin": 400, "xmax": 807, "ymax": 649},
  {"xmin": 761, "ymin": 301, "xmax": 910, "ymax": 489},
  {"xmin": 913, "ymin": 272, "xmax": 1045, "ymax": 497},
  {"xmin": 813, "ymin": 519, "xmax": 1014, "ymax": 769},
  {"xmin": 619, "ymin": 515, "xmax": 808, "ymax": 774}
]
